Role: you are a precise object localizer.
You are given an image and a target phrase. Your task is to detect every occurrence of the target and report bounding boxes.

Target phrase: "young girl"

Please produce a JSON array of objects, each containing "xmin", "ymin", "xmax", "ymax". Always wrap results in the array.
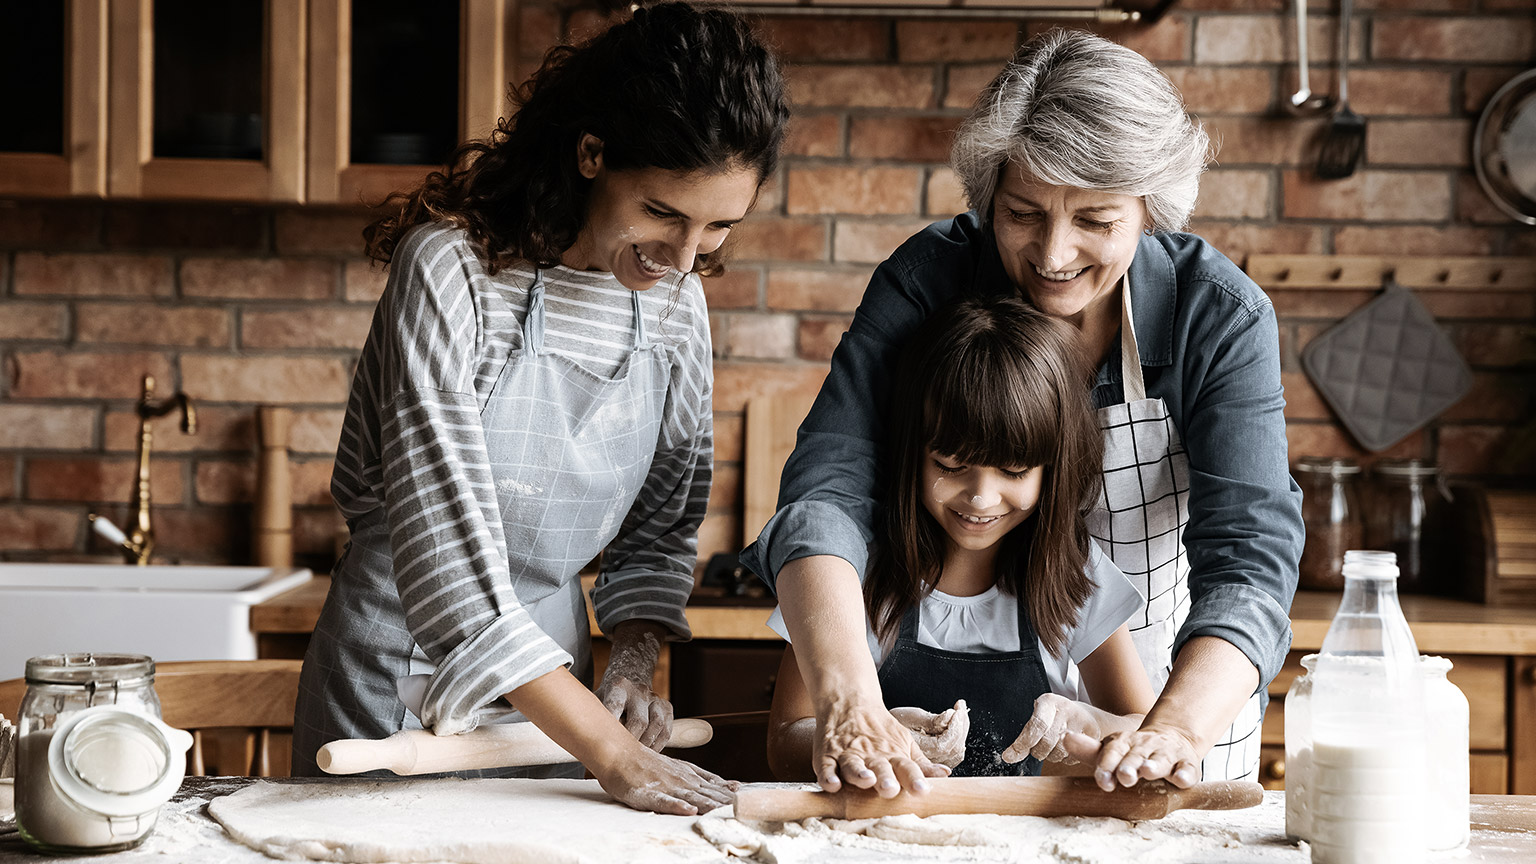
[{"xmin": 766, "ymin": 295, "xmax": 1154, "ymax": 779}]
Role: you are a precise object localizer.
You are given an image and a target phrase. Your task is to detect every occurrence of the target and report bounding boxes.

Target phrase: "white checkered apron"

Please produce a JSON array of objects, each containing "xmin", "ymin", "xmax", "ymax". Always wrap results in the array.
[{"xmin": 1086, "ymin": 280, "xmax": 1263, "ymax": 783}]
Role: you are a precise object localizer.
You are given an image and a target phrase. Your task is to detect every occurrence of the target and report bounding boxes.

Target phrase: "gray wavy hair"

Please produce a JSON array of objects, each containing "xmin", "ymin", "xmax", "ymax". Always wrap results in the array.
[{"xmin": 951, "ymin": 29, "xmax": 1210, "ymax": 233}]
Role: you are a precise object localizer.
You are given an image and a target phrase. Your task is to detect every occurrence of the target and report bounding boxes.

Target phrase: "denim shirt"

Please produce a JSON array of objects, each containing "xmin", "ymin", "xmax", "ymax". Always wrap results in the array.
[{"xmin": 740, "ymin": 211, "xmax": 1303, "ymax": 689}]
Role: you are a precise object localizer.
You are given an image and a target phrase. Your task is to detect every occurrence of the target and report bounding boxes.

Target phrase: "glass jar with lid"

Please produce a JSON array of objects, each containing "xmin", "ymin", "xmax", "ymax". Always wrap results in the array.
[
  {"xmin": 1365, "ymin": 459, "xmax": 1453, "ymax": 595},
  {"xmin": 1284, "ymin": 653, "xmax": 1318, "ymax": 842},
  {"xmin": 14, "ymin": 653, "xmax": 192, "ymax": 854},
  {"xmin": 1294, "ymin": 457, "xmax": 1364, "ymax": 591}
]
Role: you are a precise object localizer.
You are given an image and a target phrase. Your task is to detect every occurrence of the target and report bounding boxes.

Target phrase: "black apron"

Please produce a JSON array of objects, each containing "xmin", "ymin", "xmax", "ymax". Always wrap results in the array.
[{"xmin": 877, "ymin": 595, "xmax": 1051, "ymax": 777}]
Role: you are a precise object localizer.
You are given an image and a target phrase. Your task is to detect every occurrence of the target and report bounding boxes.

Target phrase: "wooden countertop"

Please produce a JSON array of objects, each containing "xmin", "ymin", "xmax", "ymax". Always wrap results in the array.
[{"xmin": 251, "ymin": 580, "xmax": 1536, "ymax": 653}]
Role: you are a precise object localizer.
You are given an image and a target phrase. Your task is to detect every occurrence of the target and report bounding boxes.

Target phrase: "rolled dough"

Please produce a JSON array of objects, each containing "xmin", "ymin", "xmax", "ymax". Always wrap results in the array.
[{"xmin": 208, "ymin": 778, "xmax": 724, "ymax": 864}]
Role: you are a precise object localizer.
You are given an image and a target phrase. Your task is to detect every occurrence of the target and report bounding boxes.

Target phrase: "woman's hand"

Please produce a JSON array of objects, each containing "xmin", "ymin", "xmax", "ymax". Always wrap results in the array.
[
  {"xmin": 593, "ymin": 742, "xmax": 740, "ymax": 815},
  {"xmin": 595, "ymin": 622, "xmax": 672, "ymax": 750},
  {"xmin": 1083, "ymin": 724, "xmax": 1203, "ymax": 791},
  {"xmin": 888, "ymin": 701, "xmax": 969, "ymax": 769},
  {"xmin": 815, "ymin": 693, "xmax": 949, "ymax": 796}
]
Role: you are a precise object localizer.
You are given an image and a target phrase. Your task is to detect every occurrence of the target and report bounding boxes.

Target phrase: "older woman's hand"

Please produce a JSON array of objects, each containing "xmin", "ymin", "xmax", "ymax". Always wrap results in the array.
[
  {"xmin": 815, "ymin": 694, "xmax": 949, "ymax": 796},
  {"xmin": 1066, "ymin": 725, "xmax": 1203, "ymax": 790},
  {"xmin": 595, "ymin": 622, "xmax": 673, "ymax": 751}
]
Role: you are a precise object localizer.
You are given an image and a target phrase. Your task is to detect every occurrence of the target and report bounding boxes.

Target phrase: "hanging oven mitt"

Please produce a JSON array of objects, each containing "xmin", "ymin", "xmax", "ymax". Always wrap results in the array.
[{"xmin": 1300, "ymin": 279, "xmax": 1472, "ymax": 452}]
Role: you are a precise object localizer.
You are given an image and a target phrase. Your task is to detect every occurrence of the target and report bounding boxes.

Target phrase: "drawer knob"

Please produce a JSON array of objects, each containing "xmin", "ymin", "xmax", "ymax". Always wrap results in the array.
[{"xmin": 1265, "ymin": 759, "xmax": 1286, "ymax": 780}]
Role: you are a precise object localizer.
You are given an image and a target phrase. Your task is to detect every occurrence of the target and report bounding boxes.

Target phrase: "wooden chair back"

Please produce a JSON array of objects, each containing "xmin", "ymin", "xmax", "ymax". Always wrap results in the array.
[{"xmin": 0, "ymin": 659, "xmax": 302, "ymax": 778}]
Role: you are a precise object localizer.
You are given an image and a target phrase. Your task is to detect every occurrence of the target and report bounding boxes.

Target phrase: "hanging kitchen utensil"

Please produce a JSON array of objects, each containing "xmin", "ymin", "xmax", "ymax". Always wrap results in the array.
[
  {"xmin": 1473, "ymin": 68, "xmax": 1536, "ymax": 226},
  {"xmin": 1287, "ymin": 0, "xmax": 1332, "ymax": 116},
  {"xmin": 1300, "ymin": 279, "xmax": 1472, "ymax": 452},
  {"xmin": 734, "ymin": 777, "xmax": 1265, "ymax": 821},
  {"xmin": 1316, "ymin": 0, "xmax": 1365, "ymax": 178}
]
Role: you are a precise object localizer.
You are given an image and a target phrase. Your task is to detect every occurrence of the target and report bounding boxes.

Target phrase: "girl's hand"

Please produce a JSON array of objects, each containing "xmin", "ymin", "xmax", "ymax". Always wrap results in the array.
[
  {"xmin": 1002, "ymin": 693, "xmax": 1101, "ymax": 765},
  {"xmin": 595, "ymin": 624, "xmax": 672, "ymax": 750},
  {"xmin": 1084, "ymin": 724, "xmax": 1203, "ymax": 791},
  {"xmin": 593, "ymin": 742, "xmax": 740, "ymax": 815},
  {"xmin": 888, "ymin": 700, "xmax": 969, "ymax": 769},
  {"xmin": 816, "ymin": 694, "xmax": 949, "ymax": 796}
]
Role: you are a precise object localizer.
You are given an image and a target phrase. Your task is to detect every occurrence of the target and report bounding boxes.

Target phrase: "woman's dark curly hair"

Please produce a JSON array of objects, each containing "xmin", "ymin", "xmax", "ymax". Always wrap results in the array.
[{"xmin": 364, "ymin": 2, "xmax": 788, "ymax": 277}]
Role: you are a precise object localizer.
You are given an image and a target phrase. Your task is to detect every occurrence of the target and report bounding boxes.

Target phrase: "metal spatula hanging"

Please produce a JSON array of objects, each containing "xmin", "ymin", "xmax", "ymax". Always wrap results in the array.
[{"xmin": 1316, "ymin": 0, "xmax": 1366, "ymax": 178}]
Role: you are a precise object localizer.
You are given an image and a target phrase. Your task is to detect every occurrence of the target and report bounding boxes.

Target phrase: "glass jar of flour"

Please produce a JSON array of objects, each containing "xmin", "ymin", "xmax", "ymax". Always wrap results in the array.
[
  {"xmin": 1287, "ymin": 653, "xmax": 1469, "ymax": 854},
  {"xmin": 1284, "ymin": 654, "xmax": 1318, "ymax": 843},
  {"xmin": 1420, "ymin": 656, "xmax": 1469, "ymax": 852},
  {"xmin": 14, "ymin": 653, "xmax": 193, "ymax": 853}
]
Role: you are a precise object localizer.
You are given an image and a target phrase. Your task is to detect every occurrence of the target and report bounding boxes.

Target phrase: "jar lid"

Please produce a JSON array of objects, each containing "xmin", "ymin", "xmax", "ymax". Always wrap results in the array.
[
  {"xmin": 24, "ymin": 654, "xmax": 154, "ymax": 687},
  {"xmin": 1342, "ymin": 549, "xmax": 1399, "ymax": 579},
  {"xmin": 1372, "ymin": 458, "xmax": 1441, "ymax": 478},
  {"xmin": 1295, "ymin": 456, "xmax": 1361, "ymax": 475},
  {"xmin": 46, "ymin": 706, "xmax": 192, "ymax": 818}
]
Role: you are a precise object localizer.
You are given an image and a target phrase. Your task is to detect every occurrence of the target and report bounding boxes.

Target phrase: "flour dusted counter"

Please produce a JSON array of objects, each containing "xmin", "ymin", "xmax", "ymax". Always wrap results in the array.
[
  {"xmin": 251, "ymin": 582, "xmax": 1536, "ymax": 792},
  {"xmin": 3, "ymin": 778, "xmax": 1536, "ymax": 864}
]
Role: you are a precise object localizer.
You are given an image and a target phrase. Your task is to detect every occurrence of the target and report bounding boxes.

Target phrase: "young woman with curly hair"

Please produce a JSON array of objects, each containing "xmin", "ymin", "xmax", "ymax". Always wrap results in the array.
[{"xmin": 293, "ymin": 2, "xmax": 788, "ymax": 815}]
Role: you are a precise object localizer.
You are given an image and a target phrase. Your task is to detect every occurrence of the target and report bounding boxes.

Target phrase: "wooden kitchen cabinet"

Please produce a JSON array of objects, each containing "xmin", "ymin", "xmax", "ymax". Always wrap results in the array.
[
  {"xmin": 305, "ymin": 0, "xmax": 513, "ymax": 205},
  {"xmin": 106, "ymin": 0, "xmax": 306, "ymax": 201},
  {"xmin": 0, "ymin": 0, "xmax": 108, "ymax": 197},
  {"xmin": 2, "ymin": 0, "xmax": 513, "ymax": 204}
]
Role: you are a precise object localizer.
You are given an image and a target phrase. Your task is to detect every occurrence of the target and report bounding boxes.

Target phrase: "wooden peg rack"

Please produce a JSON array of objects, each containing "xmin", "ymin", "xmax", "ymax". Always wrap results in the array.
[{"xmin": 1245, "ymin": 255, "xmax": 1536, "ymax": 292}]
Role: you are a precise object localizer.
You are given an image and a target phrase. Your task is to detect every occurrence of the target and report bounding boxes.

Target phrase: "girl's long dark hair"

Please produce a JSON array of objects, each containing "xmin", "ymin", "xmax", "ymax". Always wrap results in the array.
[
  {"xmin": 865, "ymin": 296, "xmax": 1104, "ymax": 655},
  {"xmin": 363, "ymin": 2, "xmax": 788, "ymax": 275}
]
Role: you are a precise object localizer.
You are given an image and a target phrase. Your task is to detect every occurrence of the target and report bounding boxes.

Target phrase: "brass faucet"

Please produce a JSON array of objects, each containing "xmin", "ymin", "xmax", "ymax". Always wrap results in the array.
[{"xmin": 89, "ymin": 374, "xmax": 197, "ymax": 565}]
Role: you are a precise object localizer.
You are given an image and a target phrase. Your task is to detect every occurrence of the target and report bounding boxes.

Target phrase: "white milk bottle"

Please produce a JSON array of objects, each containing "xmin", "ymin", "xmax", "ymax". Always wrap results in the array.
[{"xmin": 1309, "ymin": 551, "xmax": 1426, "ymax": 864}]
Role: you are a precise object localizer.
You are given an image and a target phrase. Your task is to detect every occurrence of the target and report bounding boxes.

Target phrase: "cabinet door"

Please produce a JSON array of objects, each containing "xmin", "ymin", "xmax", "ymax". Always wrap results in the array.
[
  {"xmin": 306, "ymin": 0, "xmax": 511, "ymax": 205},
  {"xmin": 107, "ymin": 0, "xmax": 305, "ymax": 201},
  {"xmin": 0, "ymin": 0, "xmax": 108, "ymax": 197}
]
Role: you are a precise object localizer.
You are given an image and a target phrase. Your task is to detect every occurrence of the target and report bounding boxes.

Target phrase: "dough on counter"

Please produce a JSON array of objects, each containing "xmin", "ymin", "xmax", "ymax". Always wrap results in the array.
[{"xmin": 208, "ymin": 778, "xmax": 723, "ymax": 864}]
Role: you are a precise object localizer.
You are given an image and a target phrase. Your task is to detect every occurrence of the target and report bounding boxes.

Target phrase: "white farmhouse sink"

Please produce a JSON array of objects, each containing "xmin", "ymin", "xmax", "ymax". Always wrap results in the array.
[{"xmin": 0, "ymin": 564, "xmax": 312, "ymax": 681}]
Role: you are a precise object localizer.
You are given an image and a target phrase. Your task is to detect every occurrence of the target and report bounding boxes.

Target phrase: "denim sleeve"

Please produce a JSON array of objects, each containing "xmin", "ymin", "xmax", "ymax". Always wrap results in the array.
[
  {"xmin": 739, "ymin": 257, "xmax": 925, "ymax": 590},
  {"xmin": 1173, "ymin": 295, "xmax": 1303, "ymax": 691}
]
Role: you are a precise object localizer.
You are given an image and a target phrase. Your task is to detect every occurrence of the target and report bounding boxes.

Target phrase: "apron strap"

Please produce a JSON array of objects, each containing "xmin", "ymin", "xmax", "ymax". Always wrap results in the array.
[
  {"xmin": 631, "ymin": 287, "xmax": 650, "ymax": 350},
  {"xmin": 1119, "ymin": 274, "xmax": 1147, "ymax": 402},
  {"xmin": 522, "ymin": 270, "xmax": 546, "ymax": 355}
]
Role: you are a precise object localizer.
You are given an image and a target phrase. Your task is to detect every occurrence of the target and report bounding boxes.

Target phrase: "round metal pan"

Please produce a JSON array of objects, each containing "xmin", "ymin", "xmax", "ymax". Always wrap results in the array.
[{"xmin": 1474, "ymin": 68, "xmax": 1536, "ymax": 226}]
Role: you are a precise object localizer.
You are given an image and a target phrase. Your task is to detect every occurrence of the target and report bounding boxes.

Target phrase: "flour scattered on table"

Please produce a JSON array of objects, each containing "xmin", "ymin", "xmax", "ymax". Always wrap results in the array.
[
  {"xmin": 696, "ymin": 791, "xmax": 1307, "ymax": 864},
  {"xmin": 209, "ymin": 778, "xmax": 724, "ymax": 864}
]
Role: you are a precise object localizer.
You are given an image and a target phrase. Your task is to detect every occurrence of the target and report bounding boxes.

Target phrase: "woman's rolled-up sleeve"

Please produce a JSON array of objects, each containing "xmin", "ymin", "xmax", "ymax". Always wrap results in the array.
[
  {"xmin": 375, "ymin": 232, "xmax": 572, "ymax": 736},
  {"xmin": 591, "ymin": 285, "xmax": 715, "ymax": 640}
]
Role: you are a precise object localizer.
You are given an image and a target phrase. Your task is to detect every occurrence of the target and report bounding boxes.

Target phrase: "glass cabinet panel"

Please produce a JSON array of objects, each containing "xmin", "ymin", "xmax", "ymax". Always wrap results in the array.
[
  {"xmin": 0, "ymin": 3, "xmax": 67, "ymax": 155},
  {"xmin": 349, "ymin": 1, "xmax": 461, "ymax": 166},
  {"xmin": 151, "ymin": 0, "xmax": 265, "ymax": 160}
]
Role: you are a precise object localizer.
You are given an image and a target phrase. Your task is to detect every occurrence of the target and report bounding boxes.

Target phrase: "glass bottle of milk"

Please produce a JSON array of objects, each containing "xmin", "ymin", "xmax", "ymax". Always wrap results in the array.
[{"xmin": 1309, "ymin": 550, "xmax": 1426, "ymax": 864}]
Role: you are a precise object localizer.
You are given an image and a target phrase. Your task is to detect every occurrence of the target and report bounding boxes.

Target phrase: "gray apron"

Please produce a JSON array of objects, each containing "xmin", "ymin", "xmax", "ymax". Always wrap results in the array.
[
  {"xmin": 1086, "ymin": 278, "xmax": 1263, "ymax": 783},
  {"xmin": 293, "ymin": 271, "xmax": 670, "ymax": 777}
]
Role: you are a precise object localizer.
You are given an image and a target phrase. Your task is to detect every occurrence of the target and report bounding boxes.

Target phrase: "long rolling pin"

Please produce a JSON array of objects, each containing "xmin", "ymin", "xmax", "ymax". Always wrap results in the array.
[
  {"xmin": 318, "ymin": 718, "xmax": 713, "ymax": 776},
  {"xmin": 734, "ymin": 776, "xmax": 1263, "ymax": 822}
]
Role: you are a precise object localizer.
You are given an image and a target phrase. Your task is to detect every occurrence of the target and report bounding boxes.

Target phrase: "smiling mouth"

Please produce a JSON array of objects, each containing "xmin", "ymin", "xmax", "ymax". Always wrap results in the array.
[
  {"xmin": 952, "ymin": 510, "xmax": 1004, "ymax": 526},
  {"xmin": 1033, "ymin": 263, "xmax": 1085, "ymax": 282},
  {"xmin": 635, "ymin": 246, "xmax": 670, "ymax": 278}
]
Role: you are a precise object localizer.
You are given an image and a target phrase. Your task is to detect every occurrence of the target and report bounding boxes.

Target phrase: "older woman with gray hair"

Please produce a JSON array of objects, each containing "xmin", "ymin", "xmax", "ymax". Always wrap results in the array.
[{"xmin": 742, "ymin": 28, "xmax": 1301, "ymax": 797}]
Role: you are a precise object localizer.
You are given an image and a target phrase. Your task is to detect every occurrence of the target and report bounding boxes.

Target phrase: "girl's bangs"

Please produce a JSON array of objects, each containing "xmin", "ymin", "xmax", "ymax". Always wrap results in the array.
[{"xmin": 921, "ymin": 341, "xmax": 1059, "ymax": 469}]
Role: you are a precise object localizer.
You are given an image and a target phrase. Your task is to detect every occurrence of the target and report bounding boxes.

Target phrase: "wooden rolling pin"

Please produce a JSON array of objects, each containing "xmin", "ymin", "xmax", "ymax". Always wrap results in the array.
[
  {"xmin": 318, "ymin": 718, "xmax": 713, "ymax": 776},
  {"xmin": 734, "ymin": 776, "xmax": 1263, "ymax": 822}
]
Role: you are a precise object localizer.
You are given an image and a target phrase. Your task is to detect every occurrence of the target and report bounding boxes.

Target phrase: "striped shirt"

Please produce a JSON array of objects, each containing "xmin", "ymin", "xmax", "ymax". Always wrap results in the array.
[{"xmin": 331, "ymin": 223, "xmax": 712, "ymax": 734}]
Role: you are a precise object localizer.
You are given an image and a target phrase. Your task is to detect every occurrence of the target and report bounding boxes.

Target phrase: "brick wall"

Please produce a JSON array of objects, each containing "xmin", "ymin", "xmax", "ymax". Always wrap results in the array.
[{"xmin": 1, "ymin": 1, "xmax": 1533, "ymax": 568}]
